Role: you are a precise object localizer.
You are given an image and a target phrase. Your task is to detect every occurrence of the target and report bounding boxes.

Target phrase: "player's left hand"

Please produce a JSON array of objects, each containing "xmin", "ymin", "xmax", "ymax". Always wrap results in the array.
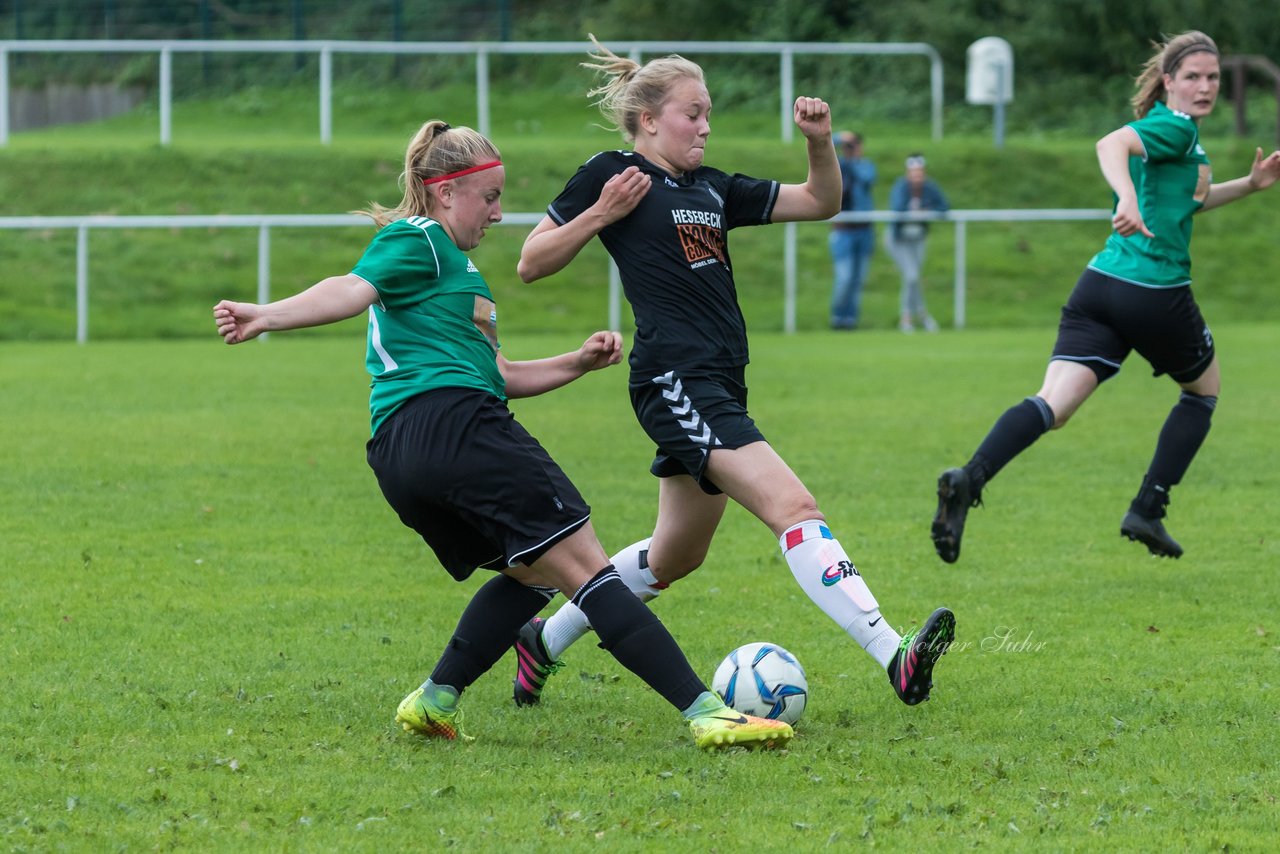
[
  {"xmin": 577, "ymin": 330, "xmax": 623, "ymax": 372},
  {"xmin": 793, "ymin": 97, "xmax": 832, "ymax": 141},
  {"xmin": 1248, "ymin": 147, "xmax": 1280, "ymax": 191}
]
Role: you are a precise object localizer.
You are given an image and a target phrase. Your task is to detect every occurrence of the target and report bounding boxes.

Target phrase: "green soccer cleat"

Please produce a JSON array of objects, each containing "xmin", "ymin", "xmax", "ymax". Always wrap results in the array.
[
  {"xmin": 395, "ymin": 687, "xmax": 474, "ymax": 742},
  {"xmin": 688, "ymin": 706, "xmax": 794, "ymax": 750},
  {"xmin": 888, "ymin": 607, "xmax": 956, "ymax": 706}
]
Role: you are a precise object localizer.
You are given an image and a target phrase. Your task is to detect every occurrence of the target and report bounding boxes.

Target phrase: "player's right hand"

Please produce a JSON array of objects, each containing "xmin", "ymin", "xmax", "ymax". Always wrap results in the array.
[
  {"xmin": 213, "ymin": 299, "xmax": 267, "ymax": 344},
  {"xmin": 594, "ymin": 165, "xmax": 650, "ymax": 225}
]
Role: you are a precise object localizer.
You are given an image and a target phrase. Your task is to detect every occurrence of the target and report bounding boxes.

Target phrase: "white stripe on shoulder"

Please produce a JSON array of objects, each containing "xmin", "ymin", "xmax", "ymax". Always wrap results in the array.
[
  {"xmin": 405, "ymin": 215, "xmax": 440, "ymax": 230},
  {"xmin": 403, "ymin": 216, "xmax": 442, "ymax": 277}
]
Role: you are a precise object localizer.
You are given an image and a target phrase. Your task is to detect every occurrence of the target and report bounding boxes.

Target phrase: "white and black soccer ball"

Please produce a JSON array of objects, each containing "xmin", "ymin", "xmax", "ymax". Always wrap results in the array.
[{"xmin": 712, "ymin": 642, "xmax": 808, "ymax": 726}]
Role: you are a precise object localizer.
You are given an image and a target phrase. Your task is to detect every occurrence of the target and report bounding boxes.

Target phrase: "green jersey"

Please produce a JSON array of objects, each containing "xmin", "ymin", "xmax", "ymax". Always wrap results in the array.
[
  {"xmin": 1088, "ymin": 101, "xmax": 1212, "ymax": 288},
  {"xmin": 351, "ymin": 216, "xmax": 505, "ymax": 435}
]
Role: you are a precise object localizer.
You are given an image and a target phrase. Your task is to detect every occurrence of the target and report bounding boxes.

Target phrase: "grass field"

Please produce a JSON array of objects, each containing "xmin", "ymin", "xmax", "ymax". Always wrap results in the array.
[{"xmin": 3, "ymin": 326, "xmax": 1277, "ymax": 850}]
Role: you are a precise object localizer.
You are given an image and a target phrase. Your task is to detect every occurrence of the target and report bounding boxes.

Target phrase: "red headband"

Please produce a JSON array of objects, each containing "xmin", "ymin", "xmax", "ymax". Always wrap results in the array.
[{"xmin": 422, "ymin": 160, "xmax": 503, "ymax": 185}]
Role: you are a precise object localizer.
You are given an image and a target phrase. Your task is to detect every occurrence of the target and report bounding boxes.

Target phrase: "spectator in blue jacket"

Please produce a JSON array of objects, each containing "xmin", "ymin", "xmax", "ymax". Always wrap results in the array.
[
  {"xmin": 885, "ymin": 153, "xmax": 949, "ymax": 332},
  {"xmin": 828, "ymin": 131, "xmax": 877, "ymax": 330}
]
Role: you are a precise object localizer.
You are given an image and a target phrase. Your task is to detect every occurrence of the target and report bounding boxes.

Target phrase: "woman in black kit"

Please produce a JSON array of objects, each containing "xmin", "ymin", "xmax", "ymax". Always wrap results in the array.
[{"xmin": 510, "ymin": 36, "xmax": 956, "ymax": 713}]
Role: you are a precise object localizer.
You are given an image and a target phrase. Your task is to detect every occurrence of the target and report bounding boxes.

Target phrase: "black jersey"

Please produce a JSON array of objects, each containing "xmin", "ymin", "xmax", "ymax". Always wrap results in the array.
[{"xmin": 547, "ymin": 150, "xmax": 779, "ymax": 377}]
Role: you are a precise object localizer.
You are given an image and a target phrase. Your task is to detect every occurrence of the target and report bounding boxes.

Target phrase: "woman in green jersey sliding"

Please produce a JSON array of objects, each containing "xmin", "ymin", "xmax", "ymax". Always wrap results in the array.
[
  {"xmin": 930, "ymin": 30, "xmax": 1280, "ymax": 563},
  {"xmin": 213, "ymin": 120, "xmax": 791, "ymax": 750}
]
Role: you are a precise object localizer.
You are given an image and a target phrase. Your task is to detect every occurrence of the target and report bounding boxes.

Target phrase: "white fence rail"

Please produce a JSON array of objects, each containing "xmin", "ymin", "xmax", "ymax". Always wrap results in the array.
[
  {"xmin": 0, "ymin": 39, "xmax": 944, "ymax": 146},
  {"xmin": 0, "ymin": 209, "xmax": 1111, "ymax": 343}
]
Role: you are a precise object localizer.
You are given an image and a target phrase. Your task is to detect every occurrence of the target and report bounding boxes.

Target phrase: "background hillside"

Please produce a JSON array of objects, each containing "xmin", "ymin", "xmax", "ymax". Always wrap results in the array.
[{"xmin": 2, "ymin": 3, "xmax": 1278, "ymax": 340}]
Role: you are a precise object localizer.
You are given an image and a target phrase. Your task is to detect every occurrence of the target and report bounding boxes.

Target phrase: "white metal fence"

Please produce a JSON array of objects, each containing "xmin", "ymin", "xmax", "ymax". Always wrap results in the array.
[
  {"xmin": 0, "ymin": 39, "xmax": 944, "ymax": 146},
  {"xmin": 0, "ymin": 209, "xmax": 1112, "ymax": 343}
]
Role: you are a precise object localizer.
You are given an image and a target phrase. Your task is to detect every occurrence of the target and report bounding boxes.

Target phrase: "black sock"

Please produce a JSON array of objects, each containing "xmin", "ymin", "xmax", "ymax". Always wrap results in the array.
[
  {"xmin": 572, "ymin": 567, "xmax": 706, "ymax": 711},
  {"xmin": 1145, "ymin": 391, "xmax": 1216, "ymax": 488},
  {"xmin": 969, "ymin": 396, "xmax": 1055, "ymax": 487},
  {"xmin": 429, "ymin": 574, "xmax": 555, "ymax": 692}
]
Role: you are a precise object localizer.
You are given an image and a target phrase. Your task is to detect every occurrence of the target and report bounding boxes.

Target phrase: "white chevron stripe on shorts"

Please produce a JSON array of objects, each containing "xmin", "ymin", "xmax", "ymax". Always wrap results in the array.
[{"xmin": 652, "ymin": 371, "xmax": 723, "ymax": 453}]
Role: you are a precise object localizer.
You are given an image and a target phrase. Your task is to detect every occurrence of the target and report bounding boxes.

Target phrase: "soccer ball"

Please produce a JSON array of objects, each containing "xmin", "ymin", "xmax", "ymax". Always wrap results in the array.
[{"xmin": 711, "ymin": 642, "xmax": 808, "ymax": 726}]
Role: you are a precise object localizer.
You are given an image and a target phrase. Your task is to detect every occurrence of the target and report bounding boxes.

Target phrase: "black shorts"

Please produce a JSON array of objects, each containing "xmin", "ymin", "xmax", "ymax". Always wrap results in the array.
[
  {"xmin": 628, "ymin": 366, "xmax": 766, "ymax": 496},
  {"xmin": 1051, "ymin": 268, "xmax": 1215, "ymax": 384},
  {"xmin": 365, "ymin": 387, "xmax": 591, "ymax": 581}
]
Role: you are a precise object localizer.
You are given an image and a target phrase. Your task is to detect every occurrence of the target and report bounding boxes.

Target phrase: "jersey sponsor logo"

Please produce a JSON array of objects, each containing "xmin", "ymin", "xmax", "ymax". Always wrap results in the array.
[
  {"xmin": 675, "ymin": 222, "xmax": 727, "ymax": 269},
  {"xmin": 472, "ymin": 295, "xmax": 499, "ymax": 350},
  {"xmin": 671, "ymin": 209, "xmax": 723, "ymax": 229},
  {"xmin": 466, "ymin": 259, "xmax": 479, "ymax": 273}
]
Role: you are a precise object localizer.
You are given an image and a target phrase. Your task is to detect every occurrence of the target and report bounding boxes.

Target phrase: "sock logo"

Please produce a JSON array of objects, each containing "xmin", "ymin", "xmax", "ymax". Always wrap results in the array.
[{"xmin": 821, "ymin": 560, "xmax": 860, "ymax": 587}]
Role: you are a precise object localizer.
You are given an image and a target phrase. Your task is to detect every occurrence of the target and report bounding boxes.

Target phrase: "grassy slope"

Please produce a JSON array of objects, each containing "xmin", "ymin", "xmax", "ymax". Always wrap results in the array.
[{"xmin": 2, "ymin": 82, "xmax": 1277, "ymax": 340}]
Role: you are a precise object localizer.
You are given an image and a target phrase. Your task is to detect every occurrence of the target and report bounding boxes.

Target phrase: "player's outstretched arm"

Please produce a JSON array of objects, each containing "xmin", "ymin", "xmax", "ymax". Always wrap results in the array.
[
  {"xmin": 1200, "ymin": 147, "xmax": 1280, "ymax": 212},
  {"xmin": 213, "ymin": 274, "xmax": 378, "ymax": 344},
  {"xmin": 498, "ymin": 330, "xmax": 622, "ymax": 399},
  {"xmin": 772, "ymin": 96, "xmax": 842, "ymax": 223}
]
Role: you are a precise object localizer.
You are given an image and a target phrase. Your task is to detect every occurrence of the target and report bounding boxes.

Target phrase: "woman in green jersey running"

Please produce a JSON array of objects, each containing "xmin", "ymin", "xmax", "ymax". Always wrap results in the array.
[
  {"xmin": 931, "ymin": 31, "xmax": 1280, "ymax": 564},
  {"xmin": 213, "ymin": 120, "xmax": 791, "ymax": 750}
]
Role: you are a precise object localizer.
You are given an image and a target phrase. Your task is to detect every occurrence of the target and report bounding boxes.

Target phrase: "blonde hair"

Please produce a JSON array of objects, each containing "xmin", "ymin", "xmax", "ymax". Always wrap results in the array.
[
  {"xmin": 581, "ymin": 34, "xmax": 705, "ymax": 143},
  {"xmin": 1131, "ymin": 30, "xmax": 1219, "ymax": 119},
  {"xmin": 361, "ymin": 121, "xmax": 501, "ymax": 227}
]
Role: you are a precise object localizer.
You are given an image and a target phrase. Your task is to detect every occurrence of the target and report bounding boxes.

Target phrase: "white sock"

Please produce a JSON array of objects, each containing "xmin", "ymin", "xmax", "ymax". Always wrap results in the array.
[
  {"xmin": 540, "ymin": 538, "xmax": 660, "ymax": 660},
  {"xmin": 779, "ymin": 520, "xmax": 900, "ymax": 669}
]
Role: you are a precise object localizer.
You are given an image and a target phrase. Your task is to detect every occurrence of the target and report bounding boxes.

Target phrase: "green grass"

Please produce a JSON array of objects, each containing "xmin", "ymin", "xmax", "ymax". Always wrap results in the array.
[
  {"xmin": 3, "ymin": 81, "xmax": 1279, "ymax": 340},
  {"xmin": 3, "ymin": 326, "xmax": 1278, "ymax": 849}
]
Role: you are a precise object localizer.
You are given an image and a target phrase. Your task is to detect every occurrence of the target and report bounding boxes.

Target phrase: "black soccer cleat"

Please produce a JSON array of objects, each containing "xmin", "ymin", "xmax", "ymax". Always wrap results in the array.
[
  {"xmin": 512, "ymin": 617, "xmax": 563, "ymax": 706},
  {"xmin": 931, "ymin": 467, "xmax": 978, "ymax": 564},
  {"xmin": 888, "ymin": 607, "xmax": 956, "ymax": 706},
  {"xmin": 1120, "ymin": 511, "xmax": 1183, "ymax": 559}
]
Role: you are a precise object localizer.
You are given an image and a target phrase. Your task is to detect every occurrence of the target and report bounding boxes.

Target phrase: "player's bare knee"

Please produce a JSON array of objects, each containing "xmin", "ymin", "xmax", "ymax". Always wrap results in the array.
[
  {"xmin": 650, "ymin": 551, "xmax": 706, "ymax": 583},
  {"xmin": 774, "ymin": 494, "xmax": 823, "ymax": 533}
]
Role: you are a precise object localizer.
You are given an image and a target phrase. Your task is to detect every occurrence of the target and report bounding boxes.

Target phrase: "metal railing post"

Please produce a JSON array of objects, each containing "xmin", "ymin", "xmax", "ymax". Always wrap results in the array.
[
  {"xmin": 319, "ymin": 45, "xmax": 332, "ymax": 144},
  {"xmin": 784, "ymin": 221, "xmax": 797, "ymax": 334},
  {"xmin": 0, "ymin": 48, "xmax": 9, "ymax": 147},
  {"xmin": 780, "ymin": 48, "xmax": 794, "ymax": 144},
  {"xmin": 930, "ymin": 49, "xmax": 944, "ymax": 141},
  {"xmin": 257, "ymin": 223, "xmax": 271, "ymax": 341},
  {"xmin": 476, "ymin": 48, "xmax": 490, "ymax": 139},
  {"xmin": 608, "ymin": 260, "xmax": 621, "ymax": 333},
  {"xmin": 159, "ymin": 46, "xmax": 172, "ymax": 145},
  {"xmin": 76, "ymin": 225, "xmax": 89, "ymax": 343},
  {"xmin": 953, "ymin": 219, "xmax": 967, "ymax": 329}
]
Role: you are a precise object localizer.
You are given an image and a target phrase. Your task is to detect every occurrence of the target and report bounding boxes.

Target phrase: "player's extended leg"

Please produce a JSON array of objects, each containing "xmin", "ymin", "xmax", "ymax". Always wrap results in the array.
[
  {"xmin": 1121, "ymin": 357, "xmax": 1220, "ymax": 558},
  {"xmin": 512, "ymin": 523, "xmax": 790, "ymax": 749},
  {"xmin": 708, "ymin": 441, "xmax": 954, "ymax": 705},
  {"xmin": 515, "ymin": 476, "xmax": 727, "ymax": 706},
  {"xmin": 397, "ymin": 572, "xmax": 556, "ymax": 741},
  {"xmin": 933, "ymin": 358, "xmax": 1098, "ymax": 563}
]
